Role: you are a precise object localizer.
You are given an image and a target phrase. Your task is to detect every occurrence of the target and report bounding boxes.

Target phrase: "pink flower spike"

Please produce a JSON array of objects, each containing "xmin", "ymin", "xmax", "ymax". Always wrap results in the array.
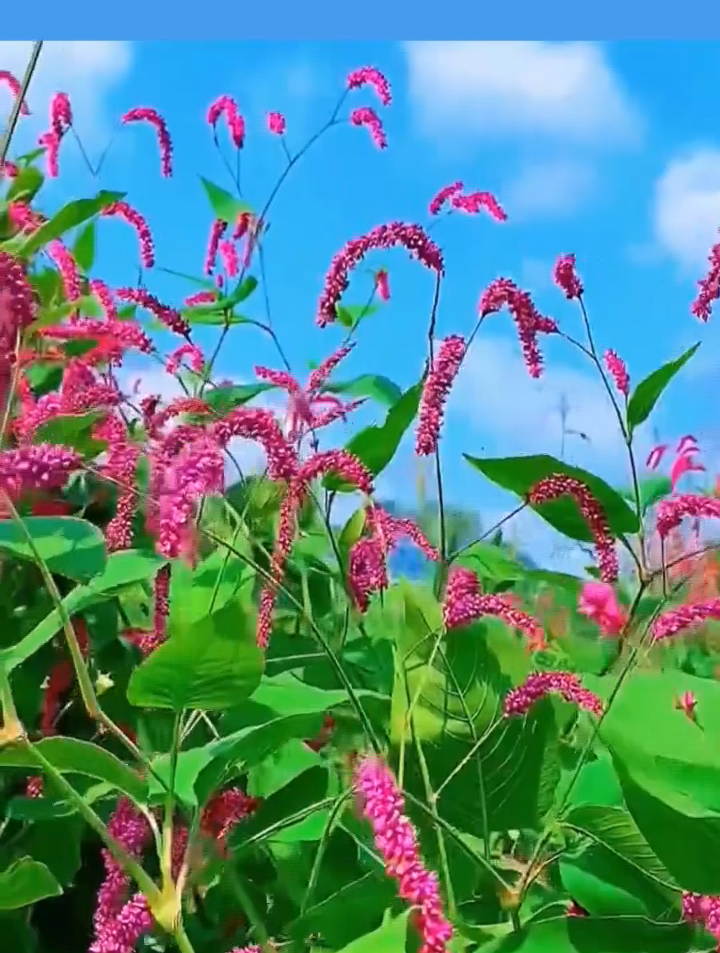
[
  {"xmin": 374, "ymin": 268, "xmax": 390, "ymax": 301},
  {"xmin": 207, "ymin": 95, "xmax": 245, "ymax": 148},
  {"xmin": 218, "ymin": 238, "xmax": 239, "ymax": 278},
  {"xmin": 416, "ymin": 334, "xmax": 465, "ymax": 456},
  {"xmin": 675, "ymin": 691, "xmax": 697, "ymax": 721},
  {"xmin": 670, "ymin": 451, "xmax": 705, "ymax": 492},
  {"xmin": 578, "ymin": 581, "xmax": 626, "ymax": 636},
  {"xmin": 691, "ymin": 234, "xmax": 720, "ymax": 321},
  {"xmin": 38, "ymin": 130, "xmax": 61, "ymax": 178},
  {"xmin": 450, "ymin": 190, "xmax": 507, "ymax": 222},
  {"xmin": 504, "ymin": 670, "xmax": 604, "ymax": 717},
  {"xmin": 267, "ymin": 111, "xmax": 286, "ymax": 135},
  {"xmin": 346, "ymin": 66, "xmax": 392, "ymax": 106},
  {"xmin": 553, "ymin": 254, "xmax": 584, "ymax": 299},
  {"xmin": 350, "ymin": 106, "xmax": 387, "ymax": 149},
  {"xmin": 102, "ymin": 201, "xmax": 155, "ymax": 268},
  {"xmin": 646, "ymin": 444, "xmax": 668, "ymax": 470},
  {"xmin": 655, "ymin": 493, "xmax": 720, "ymax": 538},
  {"xmin": 50, "ymin": 92, "xmax": 72, "ymax": 137},
  {"xmin": 429, "ymin": 181, "xmax": 464, "ymax": 216},
  {"xmin": 0, "ymin": 70, "xmax": 29, "ymax": 114},
  {"xmin": 122, "ymin": 106, "xmax": 173, "ymax": 177},
  {"xmin": 354, "ymin": 756, "xmax": 452, "ymax": 953},
  {"xmin": 205, "ymin": 219, "xmax": 227, "ymax": 276},
  {"xmin": 653, "ymin": 597, "xmax": 720, "ymax": 641},
  {"xmin": 604, "ymin": 349, "xmax": 629, "ymax": 397},
  {"xmin": 677, "ymin": 434, "xmax": 699, "ymax": 456}
]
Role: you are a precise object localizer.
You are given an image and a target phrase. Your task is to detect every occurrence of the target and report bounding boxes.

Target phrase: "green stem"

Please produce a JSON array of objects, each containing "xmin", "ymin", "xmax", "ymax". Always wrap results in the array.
[
  {"xmin": 300, "ymin": 789, "xmax": 352, "ymax": 915},
  {"xmin": 173, "ymin": 924, "xmax": 197, "ymax": 953},
  {"xmin": 0, "ymin": 660, "xmax": 21, "ymax": 736},
  {"xmin": 226, "ymin": 866, "xmax": 272, "ymax": 953},
  {"xmin": 161, "ymin": 710, "xmax": 184, "ymax": 882}
]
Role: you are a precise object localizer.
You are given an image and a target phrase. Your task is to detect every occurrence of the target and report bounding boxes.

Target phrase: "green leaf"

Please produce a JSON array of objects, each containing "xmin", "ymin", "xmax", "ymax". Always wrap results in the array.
[
  {"xmin": 6, "ymin": 165, "xmax": 43, "ymax": 204},
  {"xmin": 621, "ymin": 475, "xmax": 673, "ymax": 513},
  {"xmin": 291, "ymin": 872, "xmax": 397, "ymax": 949},
  {"xmin": 1, "ymin": 550, "xmax": 167, "ymax": 672},
  {"xmin": 331, "ymin": 912, "xmax": 409, "ymax": 953},
  {"xmin": 483, "ymin": 917, "xmax": 690, "ymax": 953},
  {"xmin": 464, "ymin": 453, "xmax": 640, "ymax": 541},
  {"xmin": 335, "ymin": 303, "xmax": 380, "ymax": 330},
  {"xmin": 72, "ymin": 220, "xmax": 96, "ymax": 272},
  {"xmin": 127, "ymin": 599, "xmax": 264, "ymax": 710},
  {"xmin": 229, "ymin": 275, "xmax": 258, "ymax": 304},
  {"xmin": 0, "ymin": 516, "xmax": 106, "ymax": 581},
  {"xmin": 181, "ymin": 309, "xmax": 249, "ymax": 327},
  {"xmin": 203, "ymin": 383, "xmax": 273, "ymax": 415},
  {"xmin": 326, "ymin": 374, "xmax": 402, "ymax": 407},
  {"xmin": 33, "ymin": 411, "xmax": 108, "ymax": 459},
  {"xmin": 0, "ymin": 858, "xmax": 62, "ymax": 911},
  {"xmin": 627, "ymin": 343, "xmax": 700, "ymax": 435},
  {"xmin": 199, "ymin": 176, "xmax": 251, "ymax": 223},
  {"xmin": 19, "ymin": 191, "xmax": 124, "ymax": 257},
  {"xmin": 0, "ymin": 737, "xmax": 146, "ymax": 803},
  {"xmin": 235, "ymin": 765, "xmax": 333, "ymax": 845},
  {"xmin": 325, "ymin": 381, "xmax": 423, "ymax": 491}
]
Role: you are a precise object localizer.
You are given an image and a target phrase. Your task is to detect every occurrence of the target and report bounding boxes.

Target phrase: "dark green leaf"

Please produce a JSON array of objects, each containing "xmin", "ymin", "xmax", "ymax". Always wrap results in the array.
[
  {"xmin": 464, "ymin": 453, "xmax": 640, "ymax": 540},
  {"xmin": 33, "ymin": 411, "xmax": 108, "ymax": 459},
  {"xmin": 336, "ymin": 303, "xmax": 380, "ymax": 329},
  {"xmin": 19, "ymin": 191, "xmax": 124, "ymax": 257},
  {"xmin": 72, "ymin": 220, "xmax": 96, "ymax": 272},
  {"xmin": 127, "ymin": 599, "xmax": 264, "ymax": 710},
  {"xmin": 6, "ymin": 165, "xmax": 43, "ymax": 203},
  {"xmin": 325, "ymin": 374, "xmax": 402, "ymax": 407},
  {"xmin": 0, "ymin": 858, "xmax": 62, "ymax": 911},
  {"xmin": 0, "ymin": 516, "xmax": 106, "ymax": 580},
  {"xmin": 330, "ymin": 913, "xmax": 409, "ymax": 953},
  {"xmin": 483, "ymin": 915, "xmax": 690, "ymax": 953},
  {"xmin": 229, "ymin": 275, "xmax": 258, "ymax": 304},
  {"xmin": 0, "ymin": 737, "xmax": 146, "ymax": 803},
  {"xmin": 325, "ymin": 381, "xmax": 423, "ymax": 491},
  {"xmin": 291, "ymin": 872, "xmax": 397, "ymax": 949},
  {"xmin": 199, "ymin": 176, "xmax": 251, "ymax": 223},
  {"xmin": 627, "ymin": 343, "xmax": 700, "ymax": 434}
]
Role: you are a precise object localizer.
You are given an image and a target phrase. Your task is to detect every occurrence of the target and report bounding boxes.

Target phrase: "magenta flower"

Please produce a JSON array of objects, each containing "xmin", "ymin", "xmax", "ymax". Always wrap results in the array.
[
  {"xmin": 603, "ymin": 349, "xmax": 629, "ymax": 397},
  {"xmin": 655, "ymin": 493, "xmax": 720, "ymax": 538},
  {"xmin": 122, "ymin": 106, "xmax": 173, "ymax": 177},
  {"xmin": 50, "ymin": 92, "xmax": 72, "ymax": 137},
  {"xmin": 450, "ymin": 190, "xmax": 507, "ymax": 221},
  {"xmin": 47, "ymin": 240, "xmax": 82, "ymax": 301},
  {"xmin": 204, "ymin": 218, "xmax": 227, "ymax": 275},
  {"xmin": 0, "ymin": 69, "xmax": 30, "ymax": 114},
  {"xmin": 102, "ymin": 201, "xmax": 155, "ymax": 269},
  {"xmin": 653, "ymin": 597, "xmax": 720, "ymax": 642},
  {"xmin": 115, "ymin": 287, "xmax": 190, "ymax": 338},
  {"xmin": 350, "ymin": 106, "xmax": 387, "ymax": 149},
  {"xmin": 646, "ymin": 444, "xmax": 668, "ymax": 470},
  {"xmin": 346, "ymin": 66, "xmax": 392, "ymax": 106},
  {"xmin": 443, "ymin": 566, "xmax": 544, "ymax": 648},
  {"xmin": 528, "ymin": 475, "xmax": 618, "ymax": 582},
  {"xmin": 692, "ymin": 234, "xmax": 720, "ymax": 321},
  {"xmin": 553, "ymin": 253, "xmax": 584, "ymax": 299},
  {"xmin": 578, "ymin": 582, "xmax": 626, "ymax": 636},
  {"xmin": 354, "ymin": 755, "xmax": 452, "ymax": 953},
  {"xmin": 415, "ymin": 334, "xmax": 465, "ymax": 456},
  {"xmin": 504, "ymin": 671, "xmax": 604, "ymax": 717},
  {"xmin": 675, "ymin": 690, "xmax": 697, "ymax": 720},
  {"xmin": 255, "ymin": 343, "xmax": 361, "ymax": 443},
  {"xmin": 429, "ymin": 181, "xmax": 464, "ymax": 216},
  {"xmin": 267, "ymin": 111, "xmax": 286, "ymax": 135},
  {"xmin": 478, "ymin": 277, "xmax": 558, "ymax": 379},
  {"xmin": 207, "ymin": 94, "xmax": 245, "ymax": 148},
  {"xmin": 374, "ymin": 268, "xmax": 390, "ymax": 301}
]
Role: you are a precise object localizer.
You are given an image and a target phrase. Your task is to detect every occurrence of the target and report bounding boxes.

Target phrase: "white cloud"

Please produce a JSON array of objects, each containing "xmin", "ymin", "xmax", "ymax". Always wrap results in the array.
[
  {"xmin": 0, "ymin": 41, "xmax": 131, "ymax": 147},
  {"xmin": 404, "ymin": 41, "xmax": 641, "ymax": 147},
  {"xmin": 653, "ymin": 148, "xmax": 720, "ymax": 271},
  {"xmin": 504, "ymin": 157, "xmax": 596, "ymax": 220},
  {"xmin": 452, "ymin": 334, "xmax": 642, "ymax": 478}
]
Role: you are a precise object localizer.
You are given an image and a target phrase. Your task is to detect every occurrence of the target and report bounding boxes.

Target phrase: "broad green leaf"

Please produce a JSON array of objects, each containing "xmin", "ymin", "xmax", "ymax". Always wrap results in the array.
[
  {"xmin": 247, "ymin": 739, "xmax": 321, "ymax": 798},
  {"xmin": 228, "ymin": 275, "xmax": 258, "ymax": 304},
  {"xmin": 621, "ymin": 475, "xmax": 673, "ymax": 512},
  {"xmin": 19, "ymin": 190, "xmax": 124, "ymax": 257},
  {"xmin": 326, "ymin": 373, "xmax": 402, "ymax": 407},
  {"xmin": 203, "ymin": 382, "xmax": 273, "ymax": 415},
  {"xmin": 561, "ymin": 804, "xmax": 677, "ymax": 889},
  {"xmin": 464, "ymin": 453, "xmax": 639, "ymax": 540},
  {"xmin": 331, "ymin": 912, "xmax": 409, "ymax": 953},
  {"xmin": 482, "ymin": 916, "xmax": 690, "ymax": 953},
  {"xmin": 627, "ymin": 343, "xmax": 700, "ymax": 434},
  {"xmin": 199, "ymin": 176, "xmax": 251, "ymax": 223},
  {"xmin": 0, "ymin": 516, "xmax": 106, "ymax": 580},
  {"xmin": 33, "ymin": 411, "xmax": 108, "ymax": 459},
  {"xmin": 6, "ymin": 165, "xmax": 43, "ymax": 203},
  {"xmin": 0, "ymin": 858, "xmax": 62, "ymax": 911},
  {"xmin": 457, "ymin": 542, "xmax": 524, "ymax": 582},
  {"xmin": 335, "ymin": 302, "xmax": 380, "ymax": 329},
  {"xmin": 235, "ymin": 765, "xmax": 334, "ymax": 846},
  {"xmin": 1, "ymin": 550, "xmax": 167, "ymax": 672},
  {"xmin": 72, "ymin": 220, "xmax": 96, "ymax": 272},
  {"xmin": 325, "ymin": 380, "xmax": 423, "ymax": 491},
  {"xmin": 0, "ymin": 737, "xmax": 146, "ymax": 803},
  {"xmin": 291, "ymin": 872, "xmax": 397, "ymax": 949},
  {"xmin": 182, "ymin": 309, "xmax": 250, "ymax": 327},
  {"xmin": 127, "ymin": 599, "xmax": 264, "ymax": 710}
]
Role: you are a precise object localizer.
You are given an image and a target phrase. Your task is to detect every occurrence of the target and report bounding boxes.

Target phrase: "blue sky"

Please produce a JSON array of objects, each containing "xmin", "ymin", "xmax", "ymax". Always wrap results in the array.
[{"xmin": 3, "ymin": 40, "xmax": 720, "ymax": 570}]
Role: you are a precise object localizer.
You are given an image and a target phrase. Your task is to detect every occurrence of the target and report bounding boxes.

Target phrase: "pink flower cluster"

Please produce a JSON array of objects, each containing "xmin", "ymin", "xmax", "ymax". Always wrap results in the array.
[
  {"xmin": 552, "ymin": 254, "xmax": 584, "ymax": 299},
  {"xmin": 347, "ymin": 66, "xmax": 392, "ymax": 106},
  {"xmin": 0, "ymin": 69, "xmax": 30, "ymax": 114},
  {"xmin": 442, "ymin": 566, "xmax": 544, "ymax": 648},
  {"xmin": 205, "ymin": 218, "xmax": 227, "ymax": 275},
  {"xmin": 578, "ymin": 582, "xmax": 626, "ymax": 637},
  {"xmin": 655, "ymin": 492, "xmax": 720, "ymax": 538},
  {"xmin": 354, "ymin": 755, "xmax": 452, "ymax": 953},
  {"xmin": 47, "ymin": 240, "xmax": 82, "ymax": 302},
  {"xmin": 478, "ymin": 277, "xmax": 558, "ymax": 378},
  {"xmin": 115, "ymin": 287, "xmax": 190, "ymax": 337},
  {"xmin": 208, "ymin": 95, "xmax": 245, "ymax": 148},
  {"xmin": 122, "ymin": 106, "xmax": 173, "ymax": 177},
  {"xmin": 415, "ymin": 334, "xmax": 465, "ymax": 456},
  {"xmin": 102, "ymin": 201, "xmax": 155, "ymax": 269},
  {"xmin": 348, "ymin": 504, "xmax": 439, "ymax": 611},
  {"xmin": 267, "ymin": 111, "xmax": 286, "ymax": 135},
  {"xmin": 350, "ymin": 106, "xmax": 387, "ymax": 149},
  {"xmin": 94, "ymin": 415, "xmax": 140, "ymax": 551},
  {"xmin": 692, "ymin": 234, "xmax": 720, "ymax": 322},
  {"xmin": 653, "ymin": 596, "xmax": 720, "ymax": 642},
  {"xmin": 604, "ymin": 349, "xmax": 630, "ymax": 397},
  {"xmin": 504, "ymin": 671, "xmax": 604, "ymax": 717},
  {"xmin": 317, "ymin": 222, "xmax": 443, "ymax": 327},
  {"xmin": 527, "ymin": 475, "xmax": 618, "ymax": 582},
  {"xmin": 0, "ymin": 444, "xmax": 82, "ymax": 497},
  {"xmin": 683, "ymin": 892, "xmax": 720, "ymax": 944}
]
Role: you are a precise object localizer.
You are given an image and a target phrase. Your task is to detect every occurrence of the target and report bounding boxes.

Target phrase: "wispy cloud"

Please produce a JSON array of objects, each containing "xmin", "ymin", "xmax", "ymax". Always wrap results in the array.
[
  {"xmin": 504, "ymin": 157, "xmax": 597, "ymax": 220},
  {"xmin": 403, "ymin": 41, "xmax": 642, "ymax": 147}
]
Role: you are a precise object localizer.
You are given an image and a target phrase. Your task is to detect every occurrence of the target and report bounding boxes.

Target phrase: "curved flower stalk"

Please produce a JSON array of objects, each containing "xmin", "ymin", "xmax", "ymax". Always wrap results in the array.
[
  {"xmin": 478, "ymin": 278, "xmax": 558, "ymax": 378},
  {"xmin": 122, "ymin": 106, "xmax": 173, "ymax": 177}
]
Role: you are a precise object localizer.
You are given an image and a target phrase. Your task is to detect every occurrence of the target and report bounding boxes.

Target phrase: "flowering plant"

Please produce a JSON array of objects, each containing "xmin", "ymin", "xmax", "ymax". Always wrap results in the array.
[{"xmin": 0, "ymin": 56, "xmax": 720, "ymax": 953}]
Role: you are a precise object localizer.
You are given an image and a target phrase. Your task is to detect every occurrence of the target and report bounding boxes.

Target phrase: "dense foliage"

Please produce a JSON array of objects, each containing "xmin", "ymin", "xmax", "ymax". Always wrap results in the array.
[{"xmin": 2, "ymin": 58, "xmax": 720, "ymax": 953}]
